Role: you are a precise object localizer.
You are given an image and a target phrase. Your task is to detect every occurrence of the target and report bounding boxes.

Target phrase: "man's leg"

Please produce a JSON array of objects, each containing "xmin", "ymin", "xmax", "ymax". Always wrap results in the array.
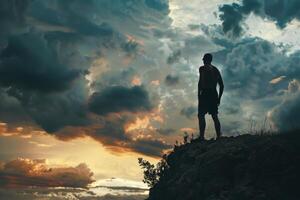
[
  {"xmin": 211, "ymin": 114, "xmax": 221, "ymax": 139},
  {"xmin": 198, "ymin": 113, "xmax": 206, "ymax": 140}
]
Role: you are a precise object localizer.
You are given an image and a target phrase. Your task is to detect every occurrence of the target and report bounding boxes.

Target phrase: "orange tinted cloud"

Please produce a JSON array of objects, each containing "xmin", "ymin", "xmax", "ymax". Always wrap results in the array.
[
  {"xmin": 124, "ymin": 110, "xmax": 164, "ymax": 134},
  {"xmin": 180, "ymin": 127, "xmax": 197, "ymax": 133},
  {"xmin": 125, "ymin": 117, "xmax": 151, "ymax": 133},
  {"xmin": 28, "ymin": 141, "xmax": 54, "ymax": 148},
  {"xmin": 269, "ymin": 76, "xmax": 286, "ymax": 84},
  {"xmin": 131, "ymin": 76, "xmax": 142, "ymax": 86},
  {"xmin": 0, "ymin": 158, "xmax": 94, "ymax": 188},
  {"xmin": 150, "ymin": 80, "xmax": 160, "ymax": 86},
  {"xmin": 0, "ymin": 122, "xmax": 40, "ymax": 138}
]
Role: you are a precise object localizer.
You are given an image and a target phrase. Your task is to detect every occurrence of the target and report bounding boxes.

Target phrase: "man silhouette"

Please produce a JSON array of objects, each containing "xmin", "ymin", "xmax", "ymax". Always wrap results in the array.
[{"xmin": 198, "ymin": 53, "xmax": 224, "ymax": 140}]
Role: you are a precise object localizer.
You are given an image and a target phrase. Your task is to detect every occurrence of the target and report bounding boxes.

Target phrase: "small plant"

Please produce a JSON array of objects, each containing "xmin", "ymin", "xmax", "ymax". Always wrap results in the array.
[
  {"xmin": 183, "ymin": 132, "xmax": 189, "ymax": 144},
  {"xmin": 242, "ymin": 117, "xmax": 275, "ymax": 136},
  {"xmin": 138, "ymin": 155, "xmax": 169, "ymax": 188}
]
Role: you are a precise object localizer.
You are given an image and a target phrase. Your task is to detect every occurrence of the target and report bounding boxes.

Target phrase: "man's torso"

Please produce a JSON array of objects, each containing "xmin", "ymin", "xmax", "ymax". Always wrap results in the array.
[{"xmin": 199, "ymin": 65, "xmax": 219, "ymax": 90}]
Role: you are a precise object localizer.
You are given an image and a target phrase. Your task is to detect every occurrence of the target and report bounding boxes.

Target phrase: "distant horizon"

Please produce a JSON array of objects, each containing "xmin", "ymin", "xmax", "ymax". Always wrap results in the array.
[{"xmin": 0, "ymin": 178, "xmax": 149, "ymax": 199}]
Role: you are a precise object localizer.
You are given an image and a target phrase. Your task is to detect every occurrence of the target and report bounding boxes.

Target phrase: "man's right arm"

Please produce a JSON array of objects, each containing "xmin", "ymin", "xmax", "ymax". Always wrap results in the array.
[{"xmin": 198, "ymin": 67, "xmax": 202, "ymax": 98}]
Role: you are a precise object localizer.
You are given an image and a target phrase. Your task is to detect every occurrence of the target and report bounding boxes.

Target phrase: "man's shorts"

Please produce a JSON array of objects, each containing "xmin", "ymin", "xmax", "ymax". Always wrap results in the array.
[{"xmin": 198, "ymin": 89, "xmax": 219, "ymax": 116}]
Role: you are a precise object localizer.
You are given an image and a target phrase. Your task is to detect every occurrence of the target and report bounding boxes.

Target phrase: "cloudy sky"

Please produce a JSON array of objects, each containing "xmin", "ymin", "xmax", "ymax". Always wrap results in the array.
[{"xmin": 0, "ymin": 0, "xmax": 300, "ymax": 189}]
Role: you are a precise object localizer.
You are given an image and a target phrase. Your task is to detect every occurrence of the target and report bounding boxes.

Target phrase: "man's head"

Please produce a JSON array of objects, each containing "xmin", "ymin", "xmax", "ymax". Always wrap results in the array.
[{"xmin": 203, "ymin": 53, "xmax": 212, "ymax": 65}]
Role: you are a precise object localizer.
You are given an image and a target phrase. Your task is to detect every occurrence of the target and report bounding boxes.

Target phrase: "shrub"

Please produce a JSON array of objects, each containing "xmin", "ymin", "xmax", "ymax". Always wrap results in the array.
[{"xmin": 138, "ymin": 155, "xmax": 169, "ymax": 188}]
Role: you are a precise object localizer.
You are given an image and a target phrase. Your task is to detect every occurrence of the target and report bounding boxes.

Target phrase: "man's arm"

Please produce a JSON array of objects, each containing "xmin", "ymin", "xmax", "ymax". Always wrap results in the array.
[
  {"xmin": 198, "ymin": 68, "xmax": 202, "ymax": 98},
  {"xmin": 217, "ymin": 70, "xmax": 224, "ymax": 105}
]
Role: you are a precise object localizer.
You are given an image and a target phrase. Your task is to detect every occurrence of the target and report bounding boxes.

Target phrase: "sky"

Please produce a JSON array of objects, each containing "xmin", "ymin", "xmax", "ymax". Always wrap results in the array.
[{"xmin": 0, "ymin": 0, "xmax": 300, "ymax": 189}]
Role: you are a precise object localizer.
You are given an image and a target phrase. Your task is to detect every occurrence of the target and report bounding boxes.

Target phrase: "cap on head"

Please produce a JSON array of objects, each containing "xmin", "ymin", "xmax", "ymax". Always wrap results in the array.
[{"xmin": 203, "ymin": 53, "xmax": 213, "ymax": 64}]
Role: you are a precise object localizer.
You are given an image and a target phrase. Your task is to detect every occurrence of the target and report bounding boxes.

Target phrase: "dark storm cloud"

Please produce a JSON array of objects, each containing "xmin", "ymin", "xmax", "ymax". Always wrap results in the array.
[
  {"xmin": 0, "ymin": 32, "xmax": 81, "ymax": 93},
  {"xmin": 270, "ymin": 93, "xmax": 300, "ymax": 131},
  {"xmin": 165, "ymin": 75, "xmax": 179, "ymax": 86},
  {"xmin": 214, "ymin": 37, "xmax": 300, "ymax": 99},
  {"xmin": 28, "ymin": 0, "xmax": 170, "ymax": 38},
  {"xmin": 0, "ymin": 158, "xmax": 94, "ymax": 188},
  {"xmin": 0, "ymin": 0, "xmax": 143, "ymax": 133},
  {"xmin": 128, "ymin": 138, "xmax": 172, "ymax": 157},
  {"xmin": 180, "ymin": 106, "xmax": 197, "ymax": 119},
  {"xmin": 0, "ymin": 89, "xmax": 30, "ymax": 125},
  {"xmin": 219, "ymin": 0, "xmax": 300, "ymax": 37},
  {"xmin": 94, "ymin": 68, "xmax": 137, "ymax": 90},
  {"xmin": 91, "ymin": 115, "xmax": 131, "ymax": 146},
  {"xmin": 28, "ymin": 0, "xmax": 129, "ymax": 56},
  {"xmin": 27, "ymin": 0, "xmax": 144, "ymax": 56},
  {"xmin": 0, "ymin": 0, "xmax": 172, "ymax": 157},
  {"xmin": 199, "ymin": 24, "xmax": 236, "ymax": 49},
  {"xmin": 145, "ymin": 0, "xmax": 169, "ymax": 11},
  {"xmin": 270, "ymin": 80, "xmax": 300, "ymax": 131},
  {"xmin": 29, "ymin": 0, "xmax": 114, "ymax": 37},
  {"xmin": 0, "ymin": 0, "xmax": 30, "ymax": 25},
  {"xmin": 21, "ymin": 90, "xmax": 89, "ymax": 133},
  {"xmin": 89, "ymin": 86, "xmax": 153, "ymax": 115},
  {"xmin": 0, "ymin": 0, "xmax": 32, "ymax": 43},
  {"xmin": 219, "ymin": 3, "xmax": 244, "ymax": 37},
  {"xmin": 0, "ymin": 32, "xmax": 88, "ymax": 133},
  {"xmin": 157, "ymin": 128, "xmax": 176, "ymax": 135},
  {"xmin": 86, "ymin": 115, "xmax": 171, "ymax": 157}
]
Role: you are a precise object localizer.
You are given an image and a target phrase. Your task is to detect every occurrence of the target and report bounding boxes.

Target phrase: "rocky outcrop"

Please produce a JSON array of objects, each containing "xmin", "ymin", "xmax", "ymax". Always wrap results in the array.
[{"xmin": 148, "ymin": 133, "xmax": 300, "ymax": 200}]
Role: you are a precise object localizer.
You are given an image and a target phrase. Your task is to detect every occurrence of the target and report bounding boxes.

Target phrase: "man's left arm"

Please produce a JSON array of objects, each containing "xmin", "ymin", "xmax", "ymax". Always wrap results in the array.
[{"xmin": 217, "ymin": 70, "xmax": 224, "ymax": 106}]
